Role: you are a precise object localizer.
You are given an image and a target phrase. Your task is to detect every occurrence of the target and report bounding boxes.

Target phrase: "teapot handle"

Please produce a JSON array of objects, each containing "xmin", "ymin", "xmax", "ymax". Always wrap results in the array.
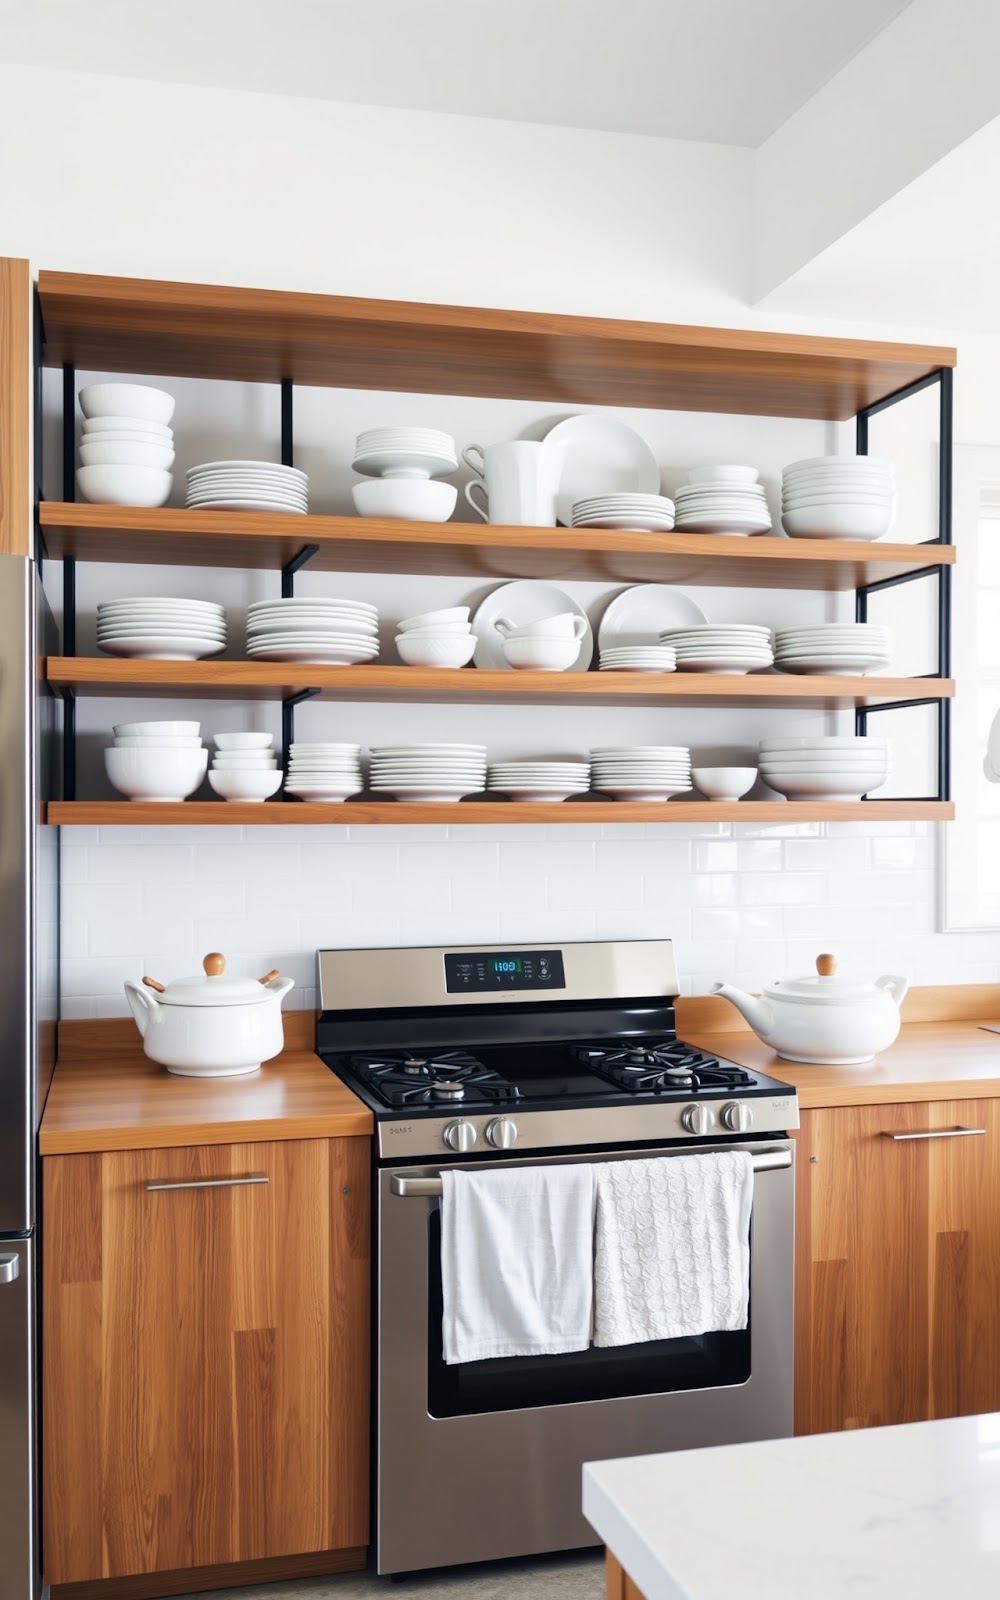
[
  {"xmin": 875, "ymin": 973, "xmax": 909, "ymax": 1008},
  {"xmin": 263, "ymin": 976, "xmax": 295, "ymax": 1003}
]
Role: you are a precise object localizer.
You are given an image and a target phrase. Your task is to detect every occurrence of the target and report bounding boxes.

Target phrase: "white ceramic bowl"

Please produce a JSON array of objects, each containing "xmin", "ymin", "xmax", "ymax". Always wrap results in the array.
[
  {"xmin": 105, "ymin": 746, "xmax": 208, "ymax": 802},
  {"xmin": 212, "ymin": 753, "xmax": 279, "ymax": 768},
  {"xmin": 395, "ymin": 633, "xmax": 477, "ymax": 668},
  {"xmin": 114, "ymin": 735, "xmax": 203, "ymax": 749},
  {"xmin": 760, "ymin": 736, "xmax": 886, "ymax": 750},
  {"xmin": 213, "ymin": 732, "xmax": 274, "ymax": 751},
  {"xmin": 398, "ymin": 622, "xmax": 472, "ymax": 638},
  {"xmin": 82, "ymin": 415, "xmax": 173, "ymax": 438},
  {"xmin": 79, "ymin": 383, "xmax": 175, "ymax": 424},
  {"xmin": 351, "ymin": 478, "xmax": 457, "ymax": 522},
  {"xmin": 686, "ymin": 466, "xmax": 759, "ymax": 485},
  {"xmin": 781, "ymin": 505, "xmax": 893, "ymax": 540},
  {"xmin": 79, "ymin": 440, "xmax": 175, "ymax": 470},
  {"xmin": 495, "ymin": 613, "xmax": 585, "ymax": 642},
  {"xmin": 398, "ymin": 606, "xmax": 470, "ymax": 632},
  {"xmin": 208, "ymin": 769, "xmax": 283, "ymax": 803},
  {"xmin": 76, "ymin": 464, "xmax": 173, "ymax": 508},
  {"xmin": 782, "ymin": 490, "xmax": 894, "ymax": 509},
  {"xmin": 113, "ymin": 720, "xmax": 200, "ymax": 737},
  {"xmin": 761, "ymin": 773, "xmax": 884, "ymax": 798},
  {"xmin": 692, "ymin": 767, "xmax": 757, "ymax": 799},
  {"xmin": 502, "ymin": 637, "xmax": 581, "ymax": 671}
]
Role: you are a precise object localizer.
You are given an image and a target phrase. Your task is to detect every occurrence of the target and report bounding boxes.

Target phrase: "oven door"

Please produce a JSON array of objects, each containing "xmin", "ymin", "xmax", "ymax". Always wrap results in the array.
[{"xmin": 376, "ymin": 1139, "xmax": 793, "ymax": 1575}]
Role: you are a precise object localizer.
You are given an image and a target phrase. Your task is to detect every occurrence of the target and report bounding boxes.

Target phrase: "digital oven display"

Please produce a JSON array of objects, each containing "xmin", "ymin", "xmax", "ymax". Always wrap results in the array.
[{"xmin": 444, "ymin": 949, "xmax": 567, "ymax": 993}]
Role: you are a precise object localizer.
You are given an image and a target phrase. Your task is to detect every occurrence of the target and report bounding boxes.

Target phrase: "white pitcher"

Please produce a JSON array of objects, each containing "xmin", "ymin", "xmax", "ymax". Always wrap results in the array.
[{"xmin": 462, "ymin": 441, "xmax": 562, "ymax": 526}]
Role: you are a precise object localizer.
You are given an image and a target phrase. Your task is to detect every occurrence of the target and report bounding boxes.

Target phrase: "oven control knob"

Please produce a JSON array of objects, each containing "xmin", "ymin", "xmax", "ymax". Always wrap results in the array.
[
  {"xmin": 443, "ymin": 1120, "xmax": 477, "ymax": 1152},
  {"xmin": 485, "ymin": 1117, "xmax": 519, "ymax": 1149},
  {"xmin": 681, "ymin": 1103, "xmax": 717, "ymax": 1136},
  {"xmin": 721, "ymin": 1102, "xmax": 753, "ymax": 1133}
]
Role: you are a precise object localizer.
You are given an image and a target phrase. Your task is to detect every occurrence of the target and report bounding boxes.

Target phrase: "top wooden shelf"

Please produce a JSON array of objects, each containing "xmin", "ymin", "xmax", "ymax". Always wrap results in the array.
[{"xmin": 37, "ymin": 272, "xmax": 956, "ymax": 421}]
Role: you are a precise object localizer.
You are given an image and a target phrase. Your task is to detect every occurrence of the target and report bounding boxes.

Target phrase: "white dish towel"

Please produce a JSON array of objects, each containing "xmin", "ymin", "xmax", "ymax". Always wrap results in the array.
[
  {"xmin": 440, "ymin": 1164, "xmax": 595, "ymax": 1364},
  {"xmin": 593, "ymin": 1151, "xmax": 753, "ymax": 1347}
]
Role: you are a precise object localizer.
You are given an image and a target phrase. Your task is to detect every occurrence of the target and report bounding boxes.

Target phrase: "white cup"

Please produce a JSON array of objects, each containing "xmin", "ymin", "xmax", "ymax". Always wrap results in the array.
[
  {"xmin": 462, "ymin": 441, "xmax": 562, "ymax": 526},
  {"xmin": 494, "ymin": 612, "xmax": 586, "ymax": 641}
]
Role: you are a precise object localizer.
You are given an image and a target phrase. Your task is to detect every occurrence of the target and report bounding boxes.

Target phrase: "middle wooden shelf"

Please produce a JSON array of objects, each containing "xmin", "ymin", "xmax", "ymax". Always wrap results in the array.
[{"xmin": 46, "ymin": 658, "xmax": 954, "ymax": 710}]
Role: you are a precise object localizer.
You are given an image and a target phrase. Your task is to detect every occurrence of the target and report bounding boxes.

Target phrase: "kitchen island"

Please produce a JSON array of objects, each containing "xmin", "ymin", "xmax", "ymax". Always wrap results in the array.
[{"xmin": 584, "ymin": 1412, "xmax": 1000, "ymax": 1598}]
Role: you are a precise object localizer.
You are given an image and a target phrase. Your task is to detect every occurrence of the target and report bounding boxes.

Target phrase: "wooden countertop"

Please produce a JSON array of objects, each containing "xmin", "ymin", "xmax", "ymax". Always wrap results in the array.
[
  {"xmin": 676, "ymin": 986, "xmax": 1000, "ymax": 1108},
  {"xmin": 39, "ymin": 1013, "xmax": 372, "ymax": 1155}
]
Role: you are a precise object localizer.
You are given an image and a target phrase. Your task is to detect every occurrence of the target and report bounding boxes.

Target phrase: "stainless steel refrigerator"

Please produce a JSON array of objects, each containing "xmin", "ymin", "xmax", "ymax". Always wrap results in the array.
[{"xmin": 0, "ymin": 553, "xmax": 57, "ymax": 1600}]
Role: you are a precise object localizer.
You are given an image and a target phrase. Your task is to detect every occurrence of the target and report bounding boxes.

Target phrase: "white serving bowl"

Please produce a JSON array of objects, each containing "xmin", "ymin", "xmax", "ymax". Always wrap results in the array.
[
  {"xmin": 686, "ymin": 466, "xmax": 760, "ymax": 484},
  {"xmin": 208, "ymin": 769, "xmax": 283, "ymax": 803},
  {"xmin": 114, "ymin": 734, "xmax": 204, "ymax": 749},
  {"xmin": 761, "ymin": 773, "xmax": 885, "ymax": 798},
  {"xmin": 76, "ymin": 464, "xmax": 173, "ymax": 507},
  {"xmin": 213, "ymin": 732, "xmax": 274, "ymax": 751},
  {"xmin": 502, "ymin": 637, "xmax": 581, "ymax": 671},
  {"xmin": 781, "ymin": 505, "xmax": 894, "ymax": 540},
  {"xmin": 211, "ymin": 753, "xmax": 279, "ymax": 768},
  {"xmin": 351, "ymin": 478, "xmax": 457, "ymax": 522},
  {"xmin": 692, "ymin": 767, "xmax": 757, "ymax": 800},
  {"xmin": 398, "ymin": 606, "xmax": 470, "ymax": 632},
  {"xmin": 79, "ymin": 383, "xmax": 175, "ymax": 424},
  {"xmin": 113, "ymin": 719, "xmax": 200, "ymax": 737},
  {"xmin": 105, "ymin": 746, "xmax": 208, "ymax": 802},
  {"xmin": 395, "ymin": 633, "xmax": 477, "ymax": 668},
  {"xmin": 79, "ymin": 440, "xmax": 176, "ymax": 470}
]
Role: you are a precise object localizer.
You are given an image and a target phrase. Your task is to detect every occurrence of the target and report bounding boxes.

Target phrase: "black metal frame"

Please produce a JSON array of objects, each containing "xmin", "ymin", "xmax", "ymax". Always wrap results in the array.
[{"xmin": 854, "ymin": 365, "xmax": 953, "ymax": 801}]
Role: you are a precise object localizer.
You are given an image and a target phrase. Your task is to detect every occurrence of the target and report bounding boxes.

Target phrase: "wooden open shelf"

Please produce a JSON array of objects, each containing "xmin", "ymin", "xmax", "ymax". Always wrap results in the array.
[
  {"xmin": 47, "ymin": 801, "xmax": 956, "ymax": 828},
  {"xmin": 37, "ymin": 271, "xmax": 955, "ymax": 421},
  {"xmin": 38, "ymin": 505, "xmax": 956, "ymax": 591},
  {"xmin": 46, "ymin": 658, "xmax": 954, "ymax": 711}
]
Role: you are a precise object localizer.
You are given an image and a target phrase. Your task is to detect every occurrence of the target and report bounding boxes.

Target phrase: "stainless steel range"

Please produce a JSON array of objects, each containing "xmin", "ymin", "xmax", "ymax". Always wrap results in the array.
[{"xmin": 317, "ymin": 939, "xmax": 798, "ymax": 1578}]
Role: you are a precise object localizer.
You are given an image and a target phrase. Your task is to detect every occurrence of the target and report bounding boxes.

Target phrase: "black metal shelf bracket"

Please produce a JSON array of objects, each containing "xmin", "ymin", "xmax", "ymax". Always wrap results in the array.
[
  {"xmin": 280, "ymin": 378, "xmax": 294, "ymax": 469},
  {"xmin": 280, "ymin": 688, "xmax": 320, "ymax": 793},
  {"xmin": 280, "ymin": 543, "xmax": 320, "ymax": 600}
]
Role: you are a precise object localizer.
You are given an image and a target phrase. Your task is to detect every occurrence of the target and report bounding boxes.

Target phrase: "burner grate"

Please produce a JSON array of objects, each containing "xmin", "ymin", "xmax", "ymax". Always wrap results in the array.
[
  {"xmin": 579, "ymin": 1039, "xmax": 756, "ymax": 1096},
  {"xmin": 347, "ymin": 1049, "xmax": 521, "ymax": 1109}
]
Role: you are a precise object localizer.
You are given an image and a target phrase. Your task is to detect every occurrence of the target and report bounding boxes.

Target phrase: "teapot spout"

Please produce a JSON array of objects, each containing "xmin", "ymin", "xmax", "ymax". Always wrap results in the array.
[{"xmin": 710, "ymin": 981, "xmax": 775, "ymax": 1041}]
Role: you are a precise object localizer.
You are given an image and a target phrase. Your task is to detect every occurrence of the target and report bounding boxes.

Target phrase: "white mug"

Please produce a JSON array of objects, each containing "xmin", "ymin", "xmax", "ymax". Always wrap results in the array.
[
  {"xmin": 493, "ymin": 612, "xmax": 587, "ymax": 641},
  {"xmin": 462, "ymin": 441, "xmax": 561, "ymax": 526}
]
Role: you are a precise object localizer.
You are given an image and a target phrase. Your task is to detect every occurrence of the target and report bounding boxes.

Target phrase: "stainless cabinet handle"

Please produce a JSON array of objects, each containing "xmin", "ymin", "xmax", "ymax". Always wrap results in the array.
[
  {"xmin": 145, "ymin": 1173, "xmax": 269, "ymax": 1192},
  {"xmin": 391, "ymin": 1148, "xmax": 792, "ymax": 1198},
  {"xmin": 882, "ymin": 1128, "xmax": 987, "ymax": 1142},
  {"xmin": 0, "ymin": 1254, "xmax": 20, "ymax": 1285}
]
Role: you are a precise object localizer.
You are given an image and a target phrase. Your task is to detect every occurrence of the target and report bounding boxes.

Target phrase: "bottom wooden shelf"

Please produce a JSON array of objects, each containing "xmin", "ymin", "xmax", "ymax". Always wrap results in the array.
[{"xmin": 46, "ymin": 800, "xmax": 955, "ymax": 827}]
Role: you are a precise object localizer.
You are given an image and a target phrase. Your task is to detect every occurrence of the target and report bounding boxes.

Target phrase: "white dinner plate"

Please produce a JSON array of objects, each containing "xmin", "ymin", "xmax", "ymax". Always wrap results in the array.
[
  {"xmin": 98, "ymin": 635, "xmax": 227, "ymax": 659},
  {"xmin": 247, "ymin": 645, "xmax": 377, "ymax": 663},
  {"xmin": 249, "ymin": 598, "xmax": 376, "ymax": 613},
  {"xmin": 471, "ymin": 581, "xmax": 594, "ymax": 671},
  {"xmin": 188, "ymin": 498, "xmax": 308, "ymax": 514},
  {"xmin": 572, "ymin": 514, "xmax": 675, "ymax": 531},
  {"xmin": 597, "ymin": 585, "xmax": 708, "ymax": 650},
  {"xmin": 543, "ymin": 415, "xmax": 661, "ymax": 526}
]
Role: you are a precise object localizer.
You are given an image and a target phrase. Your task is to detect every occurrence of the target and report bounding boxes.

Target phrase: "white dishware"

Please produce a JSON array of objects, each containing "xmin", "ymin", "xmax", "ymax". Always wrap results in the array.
[
  {"xmin": 82, "ymin": 414, "xmax": 173, "ymax": 438},
  {"xmin": 781, "ymin": 506, "xmax": 894, "ymax": 539},
  {"xmin": 99, "ymin": 595, "xmax": 224, "ymax": 614},
  {"xmin": 502, "ymin": 637, "xmax": 581, "ymax": 671},
  {"xmin": 123, "ymin": 951, "xmax": 294, "ymax": 1076},
  {"xmin": 590, "ymin": 744, "xmax": 692, "ymax": 802},
  {"xmin": 214, "ymin": 732, "xmax": 274, "ymax": 751},
  {"xmin": 542, "ymin": 415, "xmax": 661, "ymax": 526},
  {"xmin": 105, "ymin": 745, "xmax": 208, "ymax": 802},
  {"xmin": 692, "ymin": 767, "xmax": 757, "ymax": 800},
  {"xmin": 208, "ymin": 770, "xmax": 283, "ymax": 802},
  {"xmin": 472, "ymin": 582, "xmax": 594, "ymax": 671},
  {"xmin": 114, "ymin": 719, "xmax": 200, "ymax": 737},
  {"xmin": 598, "ymin": 644, "xmax": 677, "ymax": 672},
  {"xmin": 352, "ymin": 428, "xmax": 458, "ymax": 480},
  {"xmin": 597, "ymin": 585, "xmax": 708, "ymax": 649},
  {"xmin": 570, "ymin": 492, "xmax": 676, "ymax": 531},
  {"xmin": 113, "ymin": 735, "xmax": 203, "ymax": 749},
  {"xmin": 712, "ymin": 952, "xmax": 908, "ymax": 1065},
  {"xmin": 247, "ymin": 642, "xmax": 378, "ymax": 665},
  {"xmin": 760, "ymin": 735, "xmax": 887, "ymax": 750},
  {"xmin": 494, "ymin": 612, "xmax": 586, "ymax": 642},
  {"xmin": 355, "ymin": 427, "xmax": 455, "ymax": 451},
  {"xmin": 80, "ymin": 440, "xmax": 175, "ymax": 469},
  {"xmin": 686, "ymin": 466, "xmax": 759, "ymax": 484},
  {"xmin": 352, "ymin": 478, "xmax": 457, "ymax": 522},
  {"xmin": 186, "ymin": 460, "xmax": 308, "ymax": 514},
  {"xmin": 211, "ymin": 753, "xmax": 279, "ymax": 768},
  {"xmin": 463, "ymin": 441, "xmax": 562, "ymax": 526},
  {"xmin": 80, "ymin": 383, "xmax": 175, "ymax": 424},
  {"xmin": 398, "ymin": 606, "xmax": 470, "ymax": 632},
  {"xmin": 99, "ymin": 633, "xmax": 227, "ymax": 661},
  {"xmin": 396, "ymin": 633, "xmax": 477, "ymax": 668},
  {"xmin": 783, "ymin": 455, "xmax": 894, "ymax": 475},
  {"xmin": 76, "ymin": 464, "xmax": 172, "ymax": 507}
]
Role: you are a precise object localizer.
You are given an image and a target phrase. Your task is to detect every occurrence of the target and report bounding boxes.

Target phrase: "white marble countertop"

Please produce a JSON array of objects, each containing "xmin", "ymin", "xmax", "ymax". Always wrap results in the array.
[{"xmin": 583, "ymin": 1414, "xmax": 1000, "ymax": 1598}]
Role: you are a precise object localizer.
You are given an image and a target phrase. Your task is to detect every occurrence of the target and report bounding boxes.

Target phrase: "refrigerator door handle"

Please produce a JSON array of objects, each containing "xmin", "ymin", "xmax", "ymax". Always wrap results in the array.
[{"xmin": 0, "ymin": 1253, "xmax": 20, "ymax": 1285}]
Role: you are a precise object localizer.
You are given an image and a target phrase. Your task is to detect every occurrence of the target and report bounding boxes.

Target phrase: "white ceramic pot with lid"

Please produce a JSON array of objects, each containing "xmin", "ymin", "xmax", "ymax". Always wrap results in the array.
[
  {"xmin": 124, "ymin": 952, "xmax": 294, "ymax": 1076},
  {"xmin": 711, "ymin": 953, "xmax": 908, "ymax": 1064}
]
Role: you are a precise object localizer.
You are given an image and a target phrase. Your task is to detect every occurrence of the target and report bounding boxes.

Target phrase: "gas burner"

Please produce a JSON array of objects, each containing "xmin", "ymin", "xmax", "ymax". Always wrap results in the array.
[
  {"xmin": 345, "ymin": 1049, "xmax": 522, "ymax": 1110},
  {"xmin": 579, "ymin": 1039, "xmax": 756, "ymax": 1096}
]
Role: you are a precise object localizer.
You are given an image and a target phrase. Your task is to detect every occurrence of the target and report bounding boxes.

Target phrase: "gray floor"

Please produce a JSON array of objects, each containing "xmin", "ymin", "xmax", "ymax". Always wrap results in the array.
[{"xmin": 187, "ymin": 1551, "xmax": 605, "ymax": 1599}]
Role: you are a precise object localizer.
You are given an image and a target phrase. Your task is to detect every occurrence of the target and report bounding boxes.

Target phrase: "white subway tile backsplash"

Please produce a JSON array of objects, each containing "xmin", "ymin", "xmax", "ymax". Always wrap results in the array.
[
  {"xmin": 783, "ymin": 837, "xmax": 870, "ymax": 872},
  {"xmin": 690, "ymin": 875, "xmax": 739, "ymax": 906},
  {"xmin": 737, "ymin": 839, "xmax": 783, "ymax": 873},
  {"xmin": 692, "ymin": 840, "xmax": 739, "ymax": 874},
  {"xmin": 740, "ymin": 873, "xmax": 825, "ymax": 906}
]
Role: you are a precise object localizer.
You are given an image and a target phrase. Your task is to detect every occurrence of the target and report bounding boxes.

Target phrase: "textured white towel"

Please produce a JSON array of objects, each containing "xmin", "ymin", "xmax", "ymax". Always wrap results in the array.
[
  {"xmin": 593, "ymin": 1152, "xmax": 753, "ymax": 1347},
  {"xmin": 440, "ymin": 1164, "xmax": 595, "ymax": 1364}
]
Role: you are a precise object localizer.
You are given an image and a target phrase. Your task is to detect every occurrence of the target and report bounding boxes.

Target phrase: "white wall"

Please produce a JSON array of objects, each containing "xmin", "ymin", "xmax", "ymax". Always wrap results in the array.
[{"xmin": 3, "ymin": 60, "xmax": 993, "ymax": 1011}]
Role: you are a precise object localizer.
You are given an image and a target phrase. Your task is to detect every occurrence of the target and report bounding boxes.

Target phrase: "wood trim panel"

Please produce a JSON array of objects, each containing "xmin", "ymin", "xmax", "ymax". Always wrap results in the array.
[
  {"xmin": 0, "ymin": 257, "xmax": 31, "ymax": 556},
  {"xmin": 49, "ymin": 1545, "xmax": 366, "ymax": 1600}
]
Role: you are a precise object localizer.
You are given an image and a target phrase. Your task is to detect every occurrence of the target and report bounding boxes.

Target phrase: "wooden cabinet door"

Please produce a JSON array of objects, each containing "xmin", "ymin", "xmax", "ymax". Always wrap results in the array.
[
  {"xmin": 43, "ymin": 1137, "xmax": 369, "ymax": 1585},
  {"xmin": 794, "ymin": 1098, "xmax": 1000, "ymax": 1435}
]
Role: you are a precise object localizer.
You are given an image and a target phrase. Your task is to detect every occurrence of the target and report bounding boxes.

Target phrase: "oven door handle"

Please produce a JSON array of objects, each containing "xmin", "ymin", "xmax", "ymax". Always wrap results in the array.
[{"xmin": 390, "ymin": 1148, "xmax": 792, "ymax": 1197}]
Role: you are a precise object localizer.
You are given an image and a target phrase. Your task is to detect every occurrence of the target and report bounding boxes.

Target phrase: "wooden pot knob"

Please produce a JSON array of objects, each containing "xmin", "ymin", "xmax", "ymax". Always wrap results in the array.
[
  {"xmin": 203, "ymin": 952, "xmax": 226, "ymax": 977},
  {"xmin": 816, "ymin": 953, "xmax": 837, "ymax": 977}
]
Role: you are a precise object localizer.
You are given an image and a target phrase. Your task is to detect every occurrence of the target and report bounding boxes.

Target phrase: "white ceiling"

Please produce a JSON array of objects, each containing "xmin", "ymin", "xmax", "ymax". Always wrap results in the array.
[{"xmin": 0, "ymin": 0, "xmax": 911, "ymax": 146}]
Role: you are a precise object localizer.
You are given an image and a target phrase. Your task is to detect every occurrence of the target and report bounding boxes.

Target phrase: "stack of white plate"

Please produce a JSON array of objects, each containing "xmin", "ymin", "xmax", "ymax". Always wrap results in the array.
[
  {"xmin": 96, "ymin": 596, "xmax": 226, "ymax": 661},
  {"xmin": 773, "ymin": 624, "xmax": 893, "ymax": 676},
  {"xmin": 590, "ymin": 746, "xmax": 693, "ymax": 802},
  {"xmin": 781, "ymin": 457, "xmax": 895, "ymax": 540},
  {"xmin": 76, "ymin": 383, "xmax": 175, "ymax": 508},
  {"xmin": 352, "ymin": 428, "xmax": 458, "ymax": 480},
  {"xmin": 186, "ymin": 461, "xmax": 308, "ymax": 513},
  {"xmin": 570, "ymin": 494, "xmax": 675, "ymax": 532},
  {"xmin": 758, "ymin": 736, "xmax": 889, "ymax": 801},
  {"xmin": 659, "ymin": 624, "xmax": 774, "ymax": 674},
  {"xmin": 369, "ymin": 744, "xmax": 487, "ymax": 803},
  {"xmin": 284, "ymin": 744, "xmax": 363, "ymax": 803},
  {"xmin": 599, "ymin": 644, "xmax": 677, "ymax": 673},
  {"xmin": 245, "ymin": 597, "xmax": 379, "ymax": 665},
  {"xmin": 673, "ymin": 476, "xmax": 771, "ymax": 535},
  {"xmin": 487, "ymin": 760, "xmax": 591, "ymax": 802},
  {"xmin": 208, "ymin": 733, "xmax": 282, "ymax": 803}
]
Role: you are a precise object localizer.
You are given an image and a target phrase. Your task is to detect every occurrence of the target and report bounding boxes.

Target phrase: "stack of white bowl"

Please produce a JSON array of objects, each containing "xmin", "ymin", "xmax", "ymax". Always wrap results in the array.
[
  {"xmin": 494, "ymin": 614, "xmax": 585, "ymax": 672},
  {"xmin": 396, "ymin": 607, "xmax": 475, "ymax": 668},
  {"xmin": 186, "ymin": 461, "xmax": 308, "ymax": 514},
  {"xmin": 673, "ymin": 467, "xmax": 771, "ymax": 535},
  {"xmin": 571, "ymin": 493, "xmax": 675, "ymax": 532},
  {"xmin": 773, "ymin": 623, "xmax": 893, "ymax": 676},
  {"xmin": 96, "ymin": 596, "xmax": 226, "ymax": 661},
  {"xmin": 284, "ymin": 744, "xmax": 363, "ymax": 803},
  {"xmin": 245, "ymin": 597, "xmax": 379, "ymax": 665},
  {"xmin": 780, "ymin": 457, "xmax": 895, "ymax": 540},
  {"xmin": 105, "ymin": 720, "xmax": 208, "ymax": 802},
  {"xmin": 659, "ymin": 623, "xmax": 774, "ymax": 674},
  {"xmin": 758, "ymin": 736, "xmax": 889, "ymax": 801},
  {"xmin": 598, "ymin": 643, "xmax": 677, "ymax": 673},
  {"xmin": 487, "ymin": 759, "xmax": 591, "ymax": 802},
  {"xmin": 589, "ymin": 746, "xmax": 693, "ymax": 802},
  {"xmin": 369, "ymin": 744, "xmax": 487, "ymax": 803},
  {"xmin": 77, "ymin": 383, "xmax": 175, "ymax": 508},
  {"xmin": 208, "ymin": 733, "xmax": 282, "ymax": 803},
  {"xmin": 352, "ymin": 428, "xmax": 458, "ymax": 523}
]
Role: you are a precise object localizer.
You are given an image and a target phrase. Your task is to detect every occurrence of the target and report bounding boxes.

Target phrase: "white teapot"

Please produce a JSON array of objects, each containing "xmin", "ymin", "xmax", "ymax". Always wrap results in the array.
[
  {"xmin": 125, "ymin": 951, "xmax": 294, "ymax": 1077},
  {"xmin": 711, "ymin": 952, "xmax": 908, "ymax": 1065}
]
